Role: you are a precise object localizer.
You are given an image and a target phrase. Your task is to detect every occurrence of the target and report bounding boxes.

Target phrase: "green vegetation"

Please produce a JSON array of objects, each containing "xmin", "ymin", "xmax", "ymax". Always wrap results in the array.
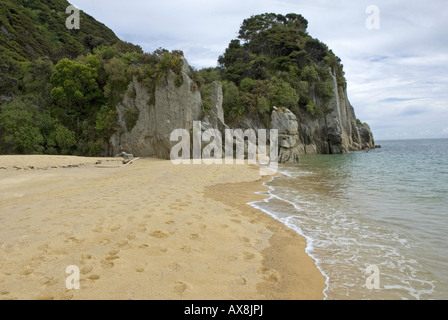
[
  {"xmin": 139, "ymin": 49, "xmax": 185, "ymax": 105},
  {"xmin": 0, "ymin": 98, "xmax": 44, "ymax": 153},
  {"xmin": 206, "ymin": 13, "xmax": 346, "ymax": 125},
  {"xmin": 0, "ymin": 46, "xmax": 190, "ymax": 155},
  {"xmin": 0, "ymin": 0, "xmax": 193, "ymax": 155},
  {"xmin": 1, "ymin": 5, "xmax": 349, "ymax": 156}
]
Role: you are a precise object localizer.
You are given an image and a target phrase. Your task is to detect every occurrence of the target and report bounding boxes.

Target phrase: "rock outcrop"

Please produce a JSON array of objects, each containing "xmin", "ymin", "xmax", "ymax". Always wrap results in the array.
[
  {"xmin": 287, "ymin": 68, "xmax": 375, "ymax": 155},
  {"xmin": 110, "ymin": 58, "xmax": 203, "ymax": 159},
  {"xmin": 202, "ymin": 81, "xmax": 228, "ymax": 133},
  {"xmin": 271, "ymin": 107, "xmax": 301, "ymax": 163},
  {"xmin": 110, "ymin": 59, "xmax": 375, "ymax": 163}
]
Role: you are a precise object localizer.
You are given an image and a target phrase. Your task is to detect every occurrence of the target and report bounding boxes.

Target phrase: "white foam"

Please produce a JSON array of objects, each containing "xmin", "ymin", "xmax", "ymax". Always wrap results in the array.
[
  {"xmin": 247, "ymin": 171, "xmax": 330, "ymax": 299},
  {"xmin": 249, "ymin": 163, "xmax": 442, "ymax": 300}
]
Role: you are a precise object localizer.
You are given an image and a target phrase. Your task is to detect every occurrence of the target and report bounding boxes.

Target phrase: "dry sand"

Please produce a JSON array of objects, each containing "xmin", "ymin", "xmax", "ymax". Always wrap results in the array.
[{"xmin": 0, "ymin": 155, "xmax": 325, "ymax": 300}]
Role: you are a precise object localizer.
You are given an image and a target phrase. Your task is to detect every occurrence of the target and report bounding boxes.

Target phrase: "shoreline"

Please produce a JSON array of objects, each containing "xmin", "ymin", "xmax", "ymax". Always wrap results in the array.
[
  {"xmin": 0, "ymin": 155, "xmax": 325, "ymax": 300},
  {"xmin": 204, "ymin": 173, "xmax": 326, "ymax": 299},
  {"xmin": 247, "ymin": 174, "xmax": 329, "ymax": 299}
]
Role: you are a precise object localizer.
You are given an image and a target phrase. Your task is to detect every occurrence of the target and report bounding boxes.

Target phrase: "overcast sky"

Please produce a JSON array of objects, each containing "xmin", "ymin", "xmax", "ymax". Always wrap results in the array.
[{"xmin": 69, "ymin": 0, "xmax": 448, "ymax": 140}]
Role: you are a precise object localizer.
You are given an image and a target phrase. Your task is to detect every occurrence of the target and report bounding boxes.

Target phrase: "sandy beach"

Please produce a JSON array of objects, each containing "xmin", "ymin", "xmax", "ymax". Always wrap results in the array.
[{"xmin": 0, "ymin": 155, "xmax": 325, "ymax": 300}]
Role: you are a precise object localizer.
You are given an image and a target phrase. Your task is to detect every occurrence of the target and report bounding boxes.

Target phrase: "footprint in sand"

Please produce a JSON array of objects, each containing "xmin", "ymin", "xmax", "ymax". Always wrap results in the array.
[
  {"xmin": 243, "ymin": 252, "xmax": 255, "ymax": 260},
  {"xmin": 29, "ymin": 255, "xmax": 45, "ymax": 269},
  {"xmin": 80, "ymin": 266, "xmax": 93, "ymax": 275},
  {"xmin": 258, "ymin": 267, "xmax": 281, "ymax": 283},
  {"xmin": 81, "ymin": 254, "xmax": 92, "ymax": 261},
  {"xmin": 37, "ymin": 243, "xmax": 51, "ymax": 252},
  {"xmin": 236, "ymin": 278, "xmax": 247, "ymax": 286},
  {"xmin": 173, "ymin": 281, "xmax": 189, "ymax": 295},
  {"xmin": 100, "ymin": 239, "xmax": 111, "ymax": 245},
  {"xmin": 101, "ymin": 261, "xmax": 114, "ymax": 269},
  {"xmin": 110, "ymin": 226, "xmax": 121, "ymax": 232},
  {"xmin": 126, "ymin": 233, "xmax": 136, "ymax": 240},
  {"xmin": 181, "ymin": 245, "xmax": 192, "ymax": 253},
  {"xmin": 40, "ymin": 276, "xmax": 57, "ymax": 287},
  {"xmin": 168, "ymin": 263, "xmax": 181, "ymax": 272},
  {"xmin": 150, "ymin": 231, "xmax": 170, "ymax": 239},
  {"xmin": 109, "ymin": 249, "xmax": 120, "ymax": 256},
  {"xmin": 105, "ymin": 255, "xmax": 119, "ymax": 261},
  {"xmin": 21, "ymin": 268, "xmax": 33, "ymax": 276},
  {"xmin": 189, "ymin": 234, "xmax": 199, "ymax": 240},
  {"xmin": 100, "ymin": 249, "xmax": 120, "ymax": 268},
  {"xmin": 114, "ymin": 240, "xmax": 128, "ymax": 248},
  {"xmin": 137, "ymin": 224, "xmax": 147, "ymax": 233}
]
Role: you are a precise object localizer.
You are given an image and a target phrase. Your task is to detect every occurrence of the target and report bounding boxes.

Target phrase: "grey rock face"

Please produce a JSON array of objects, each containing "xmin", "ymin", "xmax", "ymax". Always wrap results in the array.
[
  {"xmin": 357, "ymin": 122, "xmax": 375, "ymax": 150},
  {"xmin": 110, "ymin": 58, "xmax": 203, "ymax": 159},
  {"xmin": 271, "ymin": 108, "xmax": 300, "ymax": 163},
  {"xmin": 202, "ymin": 81, "xmax": 228, "ymax": 133},
  {"xmin": 110, "ymin": 60, "xmax": 374, "ymax": 162},
  {"xmin": 271, "ymin": 107, "xmax": 299, "ymax": 135},
  {"xmin": 211, "ymin": 81, "xmax": 225, "ymax": 125},
  {"xmin": 295, "ymin": 69, "xmax": 375, "ymax": 154}
]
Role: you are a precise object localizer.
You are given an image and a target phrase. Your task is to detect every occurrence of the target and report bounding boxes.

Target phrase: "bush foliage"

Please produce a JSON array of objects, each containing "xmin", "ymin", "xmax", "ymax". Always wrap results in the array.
[
  {"xmin": 0, "ymin": 4, "xmax": 348, "ymax": 156},
  {"xmin": 212, "ymin": 13, "xmax": 346, "ymax": 125}
]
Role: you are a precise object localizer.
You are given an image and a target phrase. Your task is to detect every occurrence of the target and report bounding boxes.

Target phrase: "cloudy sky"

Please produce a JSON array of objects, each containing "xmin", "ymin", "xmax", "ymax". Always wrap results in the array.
[{"xmin": 69, "ymin": 0, "xmax": 448, "ymax": 140}]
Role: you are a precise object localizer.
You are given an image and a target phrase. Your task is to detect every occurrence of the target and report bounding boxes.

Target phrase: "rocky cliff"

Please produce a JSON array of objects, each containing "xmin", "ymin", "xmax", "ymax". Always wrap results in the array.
[
  {"xmin": 110, "ymin": 58, "xmax": 203, "ymax": 159},
  {"xmin": 110, "ymin": 58, "xmax": 375, "ymax": 162},
  {"xmin": 0, "ymin": 3, "xmax": 374, "ymax": 160},
  {"xmin": 291, "ymin": 69, "xmax": 375, "ymax": 155}
]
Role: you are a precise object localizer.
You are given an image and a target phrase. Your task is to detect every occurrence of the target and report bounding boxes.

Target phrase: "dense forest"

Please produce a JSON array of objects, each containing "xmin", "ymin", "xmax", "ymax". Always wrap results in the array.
[
  {"xmin": 0, "ymin": 1, "xmax": 351, "ymax": 156},
  {"xmin": 201, "ymin": 13, "xmax": 347, "ymax": 127},
  {"xmin": 0, "ymin": 0, "xmax": 188, "ymax": 155}
]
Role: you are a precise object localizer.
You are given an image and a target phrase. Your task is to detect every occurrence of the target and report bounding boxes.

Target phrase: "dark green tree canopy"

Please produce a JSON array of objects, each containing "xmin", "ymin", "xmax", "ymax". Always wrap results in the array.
[{"xmin": 215, "ymin": 13, "xmax": 346, "ymax": 124}]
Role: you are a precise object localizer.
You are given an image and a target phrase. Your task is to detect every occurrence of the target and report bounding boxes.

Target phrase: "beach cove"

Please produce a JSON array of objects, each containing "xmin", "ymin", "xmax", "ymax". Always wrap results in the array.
[{"xmin": 0, "ymin": 156, "xmax": 325, "ymax": 300}]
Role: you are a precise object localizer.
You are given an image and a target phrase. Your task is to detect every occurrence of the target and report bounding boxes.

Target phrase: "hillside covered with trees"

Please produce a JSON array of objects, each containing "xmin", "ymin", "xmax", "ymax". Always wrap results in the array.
[
  {"xmin": 199, "ymin": 13, "xmax": 347, "ymax": 128},
  {"xmin": 0, "ymin": 1, "xmax": 371, "ymax": 156},
  {"xmin": 0, "ymin": 0, "xmax": 187, "ymax": 155}
]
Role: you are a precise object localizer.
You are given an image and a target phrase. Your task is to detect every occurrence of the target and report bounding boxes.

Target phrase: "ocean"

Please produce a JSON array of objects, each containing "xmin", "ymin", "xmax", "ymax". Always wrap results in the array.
[{"xmin": 251, "ymin": 139, "xmax": 448, "ymax": 300}]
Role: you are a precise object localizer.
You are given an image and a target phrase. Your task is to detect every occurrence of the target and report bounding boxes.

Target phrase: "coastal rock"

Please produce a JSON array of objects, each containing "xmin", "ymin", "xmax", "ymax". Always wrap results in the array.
[
  {"xmin": 357, "ymin": 122, "xmax": 375, "ymax": 150},
  {"xmin": 271, "ymin": 108, "xmax": 300, "ymax": 163},
  {"xmin": 295, "ymin": 69, "xmax": 375, "ymax": 154},
  {"xmin": 202, "ymin": 81, "xmax": 228, "ymax": 133},
  {"xmin": 109, "ymin": 62, "xmax": 375, "ymax": 161},
  {"xmin": 211, "ymin": 81, "xmax": 225, "ymax": 125},
  {"xmin": 110, "ymin": 58, "xmax": 203, "ymax": 159}
]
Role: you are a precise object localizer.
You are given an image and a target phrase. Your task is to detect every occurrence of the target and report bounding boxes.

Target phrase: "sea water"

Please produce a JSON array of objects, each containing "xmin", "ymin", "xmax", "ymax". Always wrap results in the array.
[{"xmin": 252, "ymin": 139, "xmax": 448, "ymax": 300}]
